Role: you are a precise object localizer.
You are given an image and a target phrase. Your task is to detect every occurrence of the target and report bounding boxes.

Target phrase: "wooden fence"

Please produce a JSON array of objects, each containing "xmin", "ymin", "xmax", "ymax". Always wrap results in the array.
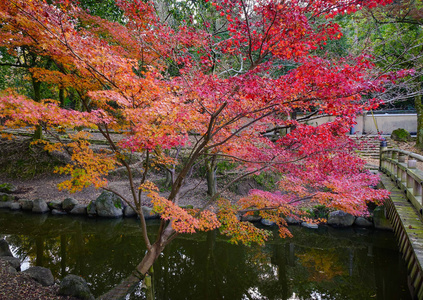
[
  {"xmin": 380, "ymin": 143, "xmax": 423, "ymax": 299},
  {"xmin": 380, "ymin": 145, "xmax": 423, "ymax": 215}
]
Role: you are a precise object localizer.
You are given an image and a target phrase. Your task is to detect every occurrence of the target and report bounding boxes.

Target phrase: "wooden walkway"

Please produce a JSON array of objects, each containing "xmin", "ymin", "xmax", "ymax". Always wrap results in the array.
[{"xmin": 379, "ymin": 173, "xmax": 423, "ymax": 299}]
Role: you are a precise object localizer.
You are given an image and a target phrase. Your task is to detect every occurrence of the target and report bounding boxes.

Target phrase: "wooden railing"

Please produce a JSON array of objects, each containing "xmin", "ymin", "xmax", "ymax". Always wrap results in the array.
[{"xmin": 380, "ymin": 145, "xmax": 423, "ymax": 214}]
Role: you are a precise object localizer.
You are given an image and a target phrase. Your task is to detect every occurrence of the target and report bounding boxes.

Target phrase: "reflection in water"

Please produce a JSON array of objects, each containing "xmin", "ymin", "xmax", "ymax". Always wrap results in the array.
[
  {"xmin": 0, "ymin": 210, "xmax": 411, "ymax": 300},
  {"xmin": 296, "ymin": 248, "xmax": 347, "ymax": 282}
]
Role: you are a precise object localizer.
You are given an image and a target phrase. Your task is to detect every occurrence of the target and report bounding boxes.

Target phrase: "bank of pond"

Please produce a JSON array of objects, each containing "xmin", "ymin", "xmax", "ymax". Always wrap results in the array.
[{"xmin": 0, "ymin": 209, "xmax": 413, "ymax": 299}]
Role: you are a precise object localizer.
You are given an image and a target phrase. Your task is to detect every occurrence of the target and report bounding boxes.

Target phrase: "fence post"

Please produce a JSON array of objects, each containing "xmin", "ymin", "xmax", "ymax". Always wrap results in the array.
[
  {"xmin": 392, "ymin": 152, "xmax": 398, "ymax": 178},
  {"xmin": 406, "ymin": 160, "xmax": 422, "ymax": 203},
  {"xmin": 380, "ymin": 138, "xmax": 387, "ymax": 171},
  {"xmin": 398, "ymin": 155, "xmax": 407, "ymax": 183},
  {"xmin": 408, "ymin": 160, "xmax": 417, "ymax": 190}
]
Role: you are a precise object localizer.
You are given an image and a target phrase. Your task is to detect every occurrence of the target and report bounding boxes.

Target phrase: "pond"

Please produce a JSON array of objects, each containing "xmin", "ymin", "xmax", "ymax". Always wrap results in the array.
[{"xmin": 0, "ymin": 210, "xmax": 412, "ymax": 300}]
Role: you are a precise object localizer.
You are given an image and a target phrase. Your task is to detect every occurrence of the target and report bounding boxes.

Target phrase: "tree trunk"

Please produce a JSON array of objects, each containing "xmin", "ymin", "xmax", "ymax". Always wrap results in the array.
[
  {"xmin": 205, "ymin": 155, "xmax": 217, "ymax": 196},
  {"xmin": 33, "ymin": 125, "xmax": 43, "ymax": 140},
  {"xmin": 97, "ymin": 272, "xmax": 141, "ymax": 299},
  {"xmin": 164, "ymin": 167, "xmax": 173, "ymax": 188},
  {"xmin": 415, "ymin": 95, "xmax": 423, "ymax": 149},
  {"xmin": 98, "ymin": 222, "xmax": 174, "ymax": 299},
  {"xmin": 98, "ymin": 243, "xmax": 163, "ymax": 299}
]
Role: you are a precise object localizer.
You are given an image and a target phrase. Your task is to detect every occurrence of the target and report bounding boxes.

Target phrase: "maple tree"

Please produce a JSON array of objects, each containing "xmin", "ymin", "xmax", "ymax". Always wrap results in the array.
[{"xmin": 0, "ymin": 0, "xmax": 397, "ymax": 296}]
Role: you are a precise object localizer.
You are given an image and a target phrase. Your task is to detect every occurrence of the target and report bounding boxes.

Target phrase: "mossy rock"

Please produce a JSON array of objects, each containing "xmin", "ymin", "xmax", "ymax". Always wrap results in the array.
[
  {"xmin": 0, "ymin": 183, "xmax": 17, "ymax": 194},
  {"xmin": 0, "ymin": 192, "xmax": 14, "ymax": 202},
  {"xmin": 87, "ymin": 201, "xmax": 97, "ymax": 216},
  {"xmin": 59, "ymin": 274, "xmax": 94, "ymax": 300},
  {"xmin": 62, "ymin": 198, "xmax": 78, "ymax": 212},
  {"xmin": 48, "ymin": 200, "xmax": 62, "ymax": 210},
  {"xmin": 391, "ymin": 128, "xmax": 411, "ymax": 142},
  {"xmin": 95, "ymin": 191, "xmax": 123, "ymax": 218}
]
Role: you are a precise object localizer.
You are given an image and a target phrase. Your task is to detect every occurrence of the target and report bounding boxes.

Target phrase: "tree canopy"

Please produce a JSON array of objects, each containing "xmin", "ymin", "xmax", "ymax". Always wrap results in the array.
[{"xmin": 0, "ymin": 0, "xmax": 396, "ymax": 294}]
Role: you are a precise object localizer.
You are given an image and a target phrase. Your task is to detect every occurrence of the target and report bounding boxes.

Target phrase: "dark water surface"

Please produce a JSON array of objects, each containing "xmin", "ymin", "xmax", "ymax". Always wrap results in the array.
[{"xmin": 0, "ymin": 210, "xmax": 412, "ymax": 300}]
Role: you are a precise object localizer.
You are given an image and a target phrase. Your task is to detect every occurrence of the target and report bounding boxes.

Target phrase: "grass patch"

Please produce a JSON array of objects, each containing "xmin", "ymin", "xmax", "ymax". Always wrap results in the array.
[{"xmin": 0, "ymin": 138, "xmax": 66, "ymax": 179}]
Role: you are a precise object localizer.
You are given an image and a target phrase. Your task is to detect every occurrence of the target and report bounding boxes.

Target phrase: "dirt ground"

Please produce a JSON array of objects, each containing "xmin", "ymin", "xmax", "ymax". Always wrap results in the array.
[
  {"xmin": 0, "ymin": 136, "xmax": 241, "ymax": 208},
  {"xmin": 0, "ymin": 173, "xmax": 215, "ymax": 207}
]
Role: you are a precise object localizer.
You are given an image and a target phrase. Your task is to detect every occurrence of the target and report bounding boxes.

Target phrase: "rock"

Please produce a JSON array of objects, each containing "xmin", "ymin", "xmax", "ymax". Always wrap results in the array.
[
  {"xmin": 62, "ymin": 197, "xmax": 79, "ymax": 212},
  {"xmin": 142, "ymin": 206, "xmax": 159, "ymax": 220},
  {"xmin": 95, "ymin": 191, "xmax": 123, "ymax": 218},
  {"xmin": 355, "ymin": 217, "xmax": 373, "ymax": 228},
  {"xmin": 6, "ymin": 265, "xmax": 17, "ymax": 274},
  {"xmin": 327, "ymin": 210, "xmax": 355, "ymax": 227},
  {"xmin": 87, "ymin": 201, "xmax": 96, "ymax": 217},
  {"xmin": 52, "ymin": 209, "xmax": 67, "ymax": 215},
  {"xmin": 240, "ymin": 214, "xmax": 262, "ymax": 222},
  {"xmin": 19, "ymin": 199, "xmax": 33, "ymax": 211},
  {"xmin": 261, "ymin": 219, "xmax": 276, "ymax": 226},
  {"xmin": 32, "ymin": 199, "xmax": 50, "ymax": 214},
  {"xmin": 0, "ymin": 201, "xmax": 12, "ymax": 209},
  {"xmin": 58, "ymin": 274, "xmax": 95, "ymax": 300},
  {"xmin": 70, "ymin": 204, "xmax": 87, "ymax": 215},
  {"xmin": 2, "ymin": 256, "xmax": 21, "ymax": 270},
  {"xmin": 0, "ymin": 192, "xmax": 14, "ymax": 201},
  {"xmin": 391, "ymin": 128, "xmax": 411, "ymax": 142},
  {"xmin": 48, "ymin": 200, "xmax": 62, "ymax": 210},
  {"xmin": 23, "ymin": 266, "xmax": 55, "ymax": 286},
  {"xmin": 301, "ymin": 222, "xmax": 318, "ymax": 229},
  {"xmin": 0, "ymin": 183, "xmax": 17, "ymax": 193},
  {"xmin": 373, "ymin": 206, "xmax": 393, "ymax": 230},
  {"xmin": 50, "ymin": 150, "xmax": 72, "ymax": 164},
  {"xmin": 9, "ymin": 202, "xmax": 21, "ymax": 210},
  {"xmin": 285, "ymin": 216, "xmax": 301, "ymax": 225},
  {"xmin": 124, "ymin": 205, "xmax": 137, "ymax": 218},
  {"xmin": 0, "ymin": 239, "xmax": 13, "ymax": 257}
]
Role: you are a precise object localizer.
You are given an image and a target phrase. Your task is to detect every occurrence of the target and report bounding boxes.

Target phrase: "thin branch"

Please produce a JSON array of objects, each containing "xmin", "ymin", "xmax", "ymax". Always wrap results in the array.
[{"xmin": 204, "ymin": 109, "xmax": 276, "ymax": 152}]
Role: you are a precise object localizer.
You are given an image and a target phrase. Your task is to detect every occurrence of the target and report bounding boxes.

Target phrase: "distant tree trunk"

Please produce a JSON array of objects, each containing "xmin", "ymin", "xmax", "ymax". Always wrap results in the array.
[
  {"xmin": 75, "ymin": 95, "xmax": 83, "ymax": 112},
  {"xmin": 164, "ymin": 169, "xmax": 172, "ymax": 187},
  {"xmin": 59, "ymin": 87, "xmax": 65, "ymax": 107},
  {"xmin": 33, "ymin": 125, "xmax": 43, "ymax": 140},
  {"xmin": 205, "ymin": 155, "xmax": 217, "ymax": 196},
  {"xmin": 163, "ymin": 149, "xmax": 176, "ymax": 188},
  {"xmin": 415, "ymin": 95, "xmax": 423, "ymax": 149},
  {"xmin": 31, "ymin": 75, "xmax": 43, "ymax": 140}
]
